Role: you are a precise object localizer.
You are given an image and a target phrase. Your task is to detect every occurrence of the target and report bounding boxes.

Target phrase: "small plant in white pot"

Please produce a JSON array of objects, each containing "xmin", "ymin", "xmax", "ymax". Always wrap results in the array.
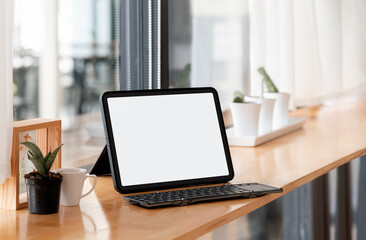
[
  {"xmin": 258, "ymin": 67, "xmax": 290, "ymax": 129},
  {"xmin": 230, "ymin": 91, "xmax": 262, "ymax": 136}
]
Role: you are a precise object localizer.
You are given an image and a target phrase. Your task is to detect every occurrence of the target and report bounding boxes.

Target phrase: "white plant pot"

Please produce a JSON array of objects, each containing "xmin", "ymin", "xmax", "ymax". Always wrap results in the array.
[
  {"xmin": 258, "ymin": 98, "xmax": 275, "ymax": 134},
  {"xmin": 263, "ymin": 92, "xmax": 290, "ymax": 129},
  {"xmin": 230, "ymin": 101, "xmax": 262, "ymax": 137},
  {"xmin": 245, "ymin": 96, "xmax": 276, "ymax": 135}
]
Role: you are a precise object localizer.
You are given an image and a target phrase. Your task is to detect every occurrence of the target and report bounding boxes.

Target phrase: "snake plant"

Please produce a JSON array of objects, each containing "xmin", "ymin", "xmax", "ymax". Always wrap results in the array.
[
  {"xmin": 258, "ymin": 67, "xmax": 279, "ymax": 93},
  {"xmin": 233, "ymin": 90, "xmax": 245, "ymax": 103},
  {"xmin": 21, "ymin": 142, "xmax": 63, "ymax": 177}
]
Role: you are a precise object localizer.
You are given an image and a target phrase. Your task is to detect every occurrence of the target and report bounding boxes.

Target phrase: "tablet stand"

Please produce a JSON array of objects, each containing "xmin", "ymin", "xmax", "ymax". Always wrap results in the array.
[{"xmin": 90, "ymin": 145, "xmax": 111, "ymax": 175}]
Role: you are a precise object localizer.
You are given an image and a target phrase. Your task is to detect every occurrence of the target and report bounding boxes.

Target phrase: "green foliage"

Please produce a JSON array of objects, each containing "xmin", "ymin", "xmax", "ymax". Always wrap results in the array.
[
  {"xmin": 13, "ymin": 83, "xmax": 18, "ymax": 95},
  {"xmin": 21, "ymin": 142, "xmax": 63, "ymax": 177},
  {"xmin": 233, "ymin": 90, "xmax": 245, "ymax": 103},
  {"xmin": 174, "ymin": 63, "xmax": 191, "ymax": 88},
  {"xmin": 44, "ymin": 144, "xmax": 62, "ymax": 171},
  {"xmin": 258, "ymin": 67, "xmax": 279, "ymax": 93}
]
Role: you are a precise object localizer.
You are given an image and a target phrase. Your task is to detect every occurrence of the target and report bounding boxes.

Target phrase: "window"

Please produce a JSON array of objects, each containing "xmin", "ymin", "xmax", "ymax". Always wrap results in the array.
[
  {"xmin": 119, "ymin": 0, "xmax": 250, "ymax": 110},
  {"xmin": 168, "ymin": 0, "xmax": 250, "ymax": 110},
  {"xmin": 13, "ymin": 0, "xmax": 119, "ymax": 130},
  {"xmin": 13, "ymin": 0, "xmax": 249, "ymax": 166}
]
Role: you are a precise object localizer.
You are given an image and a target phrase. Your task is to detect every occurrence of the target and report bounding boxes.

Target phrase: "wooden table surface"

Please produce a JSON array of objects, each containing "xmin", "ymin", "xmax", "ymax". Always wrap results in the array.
[{"xmin": 1, "ymin": 85, "xmax": 366, "ymax": 240}]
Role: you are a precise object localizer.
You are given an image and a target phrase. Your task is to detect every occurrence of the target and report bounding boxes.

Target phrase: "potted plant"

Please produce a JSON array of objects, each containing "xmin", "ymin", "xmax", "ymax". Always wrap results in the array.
[
  {"xmin": 230, "ymin": 90, "xmax": 262, "ymax": 136},
  {"xmin": 258, "ymin": 67, "xmax": 290, "ymax": 129},
  {"xmin": 21, "ymin": 142, "xmax": 63, "ymax": 214}
]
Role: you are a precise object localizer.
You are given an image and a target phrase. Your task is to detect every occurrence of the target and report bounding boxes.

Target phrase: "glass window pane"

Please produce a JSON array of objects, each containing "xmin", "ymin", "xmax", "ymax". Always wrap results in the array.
[
  {"xmin": 168, "ymin": 0, "xmax": 250, "ymax": 110},
  {"xmin": 13, "ymin": 0, "xmax": 119, "ymax": 129}
]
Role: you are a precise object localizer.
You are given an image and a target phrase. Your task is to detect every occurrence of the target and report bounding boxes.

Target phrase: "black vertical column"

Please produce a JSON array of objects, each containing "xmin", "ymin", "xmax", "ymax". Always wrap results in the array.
[
  {"xmin": 312, "ymin": 174, "xmax": 330, "ymax": 240},
  {"xmin": 283, "ymin": 182, "xmax": 313, "ymax": 240},
  {"xmin": 159, "ymin": 0, "xmax": 169, "ymax": 89},
  {"xmin": 336, "ymin": 163, "xmax": 352, "ymax": 240},
  {"xmin": 120, "ymin": 0, "xmax": 168, "ymax": 90},
  {"xmin": 357, "ymin": 156, "xmax": 366, "ymax": 240},
  {"xmin": 120, "ymin": 0, "xmax": 142, "ymax": 90}
]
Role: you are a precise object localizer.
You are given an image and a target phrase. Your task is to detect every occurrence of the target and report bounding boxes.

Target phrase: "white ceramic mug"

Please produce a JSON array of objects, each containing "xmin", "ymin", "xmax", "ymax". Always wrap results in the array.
[
  {"xmin": 230, "ymin": 101, "xmax": 262, "ymax": 136},
  {"xmin": 54, "ymin": 168, "xmax": 97, "ymax": 206}
]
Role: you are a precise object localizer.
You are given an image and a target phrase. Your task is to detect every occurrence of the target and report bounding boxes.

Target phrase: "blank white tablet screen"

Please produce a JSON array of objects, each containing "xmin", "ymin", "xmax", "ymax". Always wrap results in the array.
[{"xmin": 107, "ymin": 93, "xmax": 229, "ymax": 186}]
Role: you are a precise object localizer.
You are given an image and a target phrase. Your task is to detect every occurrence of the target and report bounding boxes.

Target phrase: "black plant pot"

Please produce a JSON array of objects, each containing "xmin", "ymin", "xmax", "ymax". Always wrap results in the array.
[{"xmin": 25, "ymin": 176, "xmax": 63, "ymax": 214}]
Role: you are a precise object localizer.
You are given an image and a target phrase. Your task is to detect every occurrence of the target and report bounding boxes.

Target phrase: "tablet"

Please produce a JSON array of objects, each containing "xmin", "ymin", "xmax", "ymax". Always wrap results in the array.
[{"xmin": 100, "ymin": 88, "xmax": 234, "ymax": 193}]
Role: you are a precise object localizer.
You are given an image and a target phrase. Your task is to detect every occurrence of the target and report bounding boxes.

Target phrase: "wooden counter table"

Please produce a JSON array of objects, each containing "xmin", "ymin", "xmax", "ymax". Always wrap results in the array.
[{"xmin": 1, "ymin": 85, "xmax": 366, "ymax": 240}]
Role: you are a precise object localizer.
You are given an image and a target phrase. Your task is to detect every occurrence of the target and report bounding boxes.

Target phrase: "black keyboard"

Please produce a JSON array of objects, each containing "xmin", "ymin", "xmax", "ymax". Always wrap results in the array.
[{"xmin": 124, "ymin": 183, "xmax": 282, "ymax": 208}]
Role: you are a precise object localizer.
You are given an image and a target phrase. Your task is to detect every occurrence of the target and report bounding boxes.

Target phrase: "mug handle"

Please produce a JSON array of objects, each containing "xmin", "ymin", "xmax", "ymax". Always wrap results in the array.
[{"xmin": 81, "ymin": 174, "xmax": 97, "ymax": 199}]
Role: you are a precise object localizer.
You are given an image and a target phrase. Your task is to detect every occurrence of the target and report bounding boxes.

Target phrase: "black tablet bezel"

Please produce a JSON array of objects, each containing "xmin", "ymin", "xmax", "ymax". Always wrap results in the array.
[{"xmin": 100, "ymin": 87, "xmax": 234, "ymax": 194}]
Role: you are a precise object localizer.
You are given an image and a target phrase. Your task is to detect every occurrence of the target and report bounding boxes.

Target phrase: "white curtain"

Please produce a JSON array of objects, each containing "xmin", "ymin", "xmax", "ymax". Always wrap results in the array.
[
  {"xmin": 249, "ymin": 0, "xmax": 366, "ymax": 107},
  {"xmin": 0, "ymin": 0, "xmax": 14, "ymax": 184}
]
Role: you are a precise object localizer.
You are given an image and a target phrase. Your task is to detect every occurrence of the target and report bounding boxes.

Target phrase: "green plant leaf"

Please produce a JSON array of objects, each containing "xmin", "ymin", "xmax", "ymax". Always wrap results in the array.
[
  {"xmin": 27, "ymin": 151, "xmax": 46, "ymax": 176},
  {"xmin": 44, "ymin": 144, "xmax": 63, "ymax": 172},
  {"xmin": 21, "ymin": 142, "xmax": 44, "ymax": 161},
  {"xmin": 258, "ymin": 67, "xmax": 279, "ymax": 93},
  {"xmin": 233, "ymin": 90, "xmax": 244, "ymax": 103},
  {"xmin": 44, "ymin": 151, "xmax": 51, "ymax": 163},
  {"xmin": 21, "ymin": 142, "xmax": 46, "ymax": 176}
]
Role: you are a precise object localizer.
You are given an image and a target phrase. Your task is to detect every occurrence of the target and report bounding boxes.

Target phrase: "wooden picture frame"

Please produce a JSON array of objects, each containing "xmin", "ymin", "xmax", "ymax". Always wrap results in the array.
[{"xmin": 0, "ymin": 119, "xmax": 62, "ymax": 210}]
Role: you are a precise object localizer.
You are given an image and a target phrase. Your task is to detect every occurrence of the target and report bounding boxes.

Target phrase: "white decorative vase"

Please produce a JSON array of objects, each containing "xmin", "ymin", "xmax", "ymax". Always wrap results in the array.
[
  {"xmin": 230, "ymin": 101, "xmax": 262, "ymax": 136},
  {"xmin": 263, "ymin": 92, "xmax": 290, "ymax": 129}
]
